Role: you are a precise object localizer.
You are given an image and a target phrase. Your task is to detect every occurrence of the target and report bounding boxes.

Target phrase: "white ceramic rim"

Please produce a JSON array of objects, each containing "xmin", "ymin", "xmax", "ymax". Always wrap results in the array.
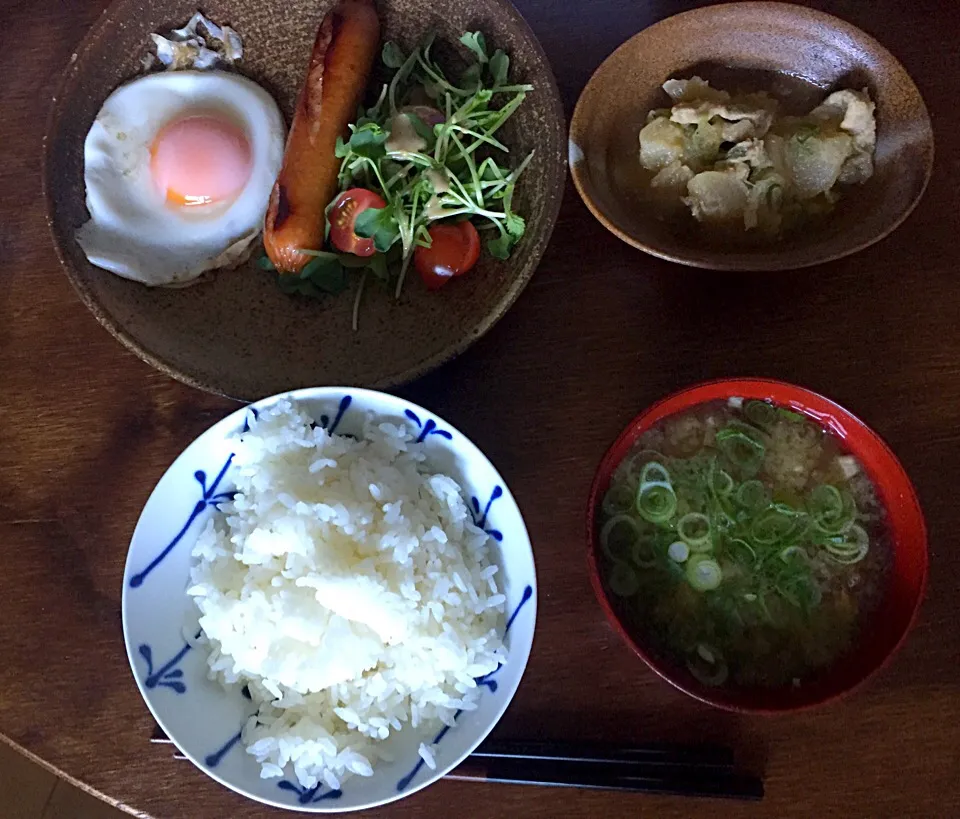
[{"xmin": 120, "ymin": 386, "xmax": 538, "ymax": 811}]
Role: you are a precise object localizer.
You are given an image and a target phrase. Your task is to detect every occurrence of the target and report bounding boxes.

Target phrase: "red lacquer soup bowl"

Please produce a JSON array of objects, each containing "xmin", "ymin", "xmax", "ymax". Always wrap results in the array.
[{"xmin": 586, "ymin": 379, "xmax": 928, "ymax": 713}]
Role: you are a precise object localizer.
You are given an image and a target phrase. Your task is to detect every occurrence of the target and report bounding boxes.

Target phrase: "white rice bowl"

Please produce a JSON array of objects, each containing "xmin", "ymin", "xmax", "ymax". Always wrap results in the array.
[
  {"xmin": 122, "ymin": 388, "xmax": 536, "ymax": 812},
  {"xmin": 189, "ymin": 399, "xmax": 507, "ymax": 791}
]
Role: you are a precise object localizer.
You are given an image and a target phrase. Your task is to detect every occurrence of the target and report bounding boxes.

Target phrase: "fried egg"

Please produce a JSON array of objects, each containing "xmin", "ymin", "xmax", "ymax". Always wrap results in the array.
[{"xmin": 76, "ymin": 70, "xmax": 285, "ymax": 286}]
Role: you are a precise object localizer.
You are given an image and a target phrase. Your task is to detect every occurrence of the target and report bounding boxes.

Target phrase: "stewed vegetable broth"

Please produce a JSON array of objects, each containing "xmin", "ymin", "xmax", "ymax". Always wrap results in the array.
[{"xmin": 599, "ymin": 398, "xmax": 891, "ymax": 689}]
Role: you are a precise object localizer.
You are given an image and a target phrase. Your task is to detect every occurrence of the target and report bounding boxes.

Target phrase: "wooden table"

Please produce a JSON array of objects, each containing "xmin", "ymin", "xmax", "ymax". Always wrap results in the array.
[{"xmin": 3, "ymin": 0, "xmax": 959, "ymax": 816}]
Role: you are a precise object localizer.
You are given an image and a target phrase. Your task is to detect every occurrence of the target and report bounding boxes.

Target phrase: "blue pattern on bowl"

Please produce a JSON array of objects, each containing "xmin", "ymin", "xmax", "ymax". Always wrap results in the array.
[
  {"xmin": 137, "ymin": 642, "xmax": 191, "ymax": 694},
  {"xmin": 395, "ymin": 584, "xmax": 533, "ymax": 792},
  {"xmin": 124, "ymin": 389, "xmax": 536, "ymax": 811},
  {"xmin": 128, "ymin": 457, "xmax": 235, "ymax": 589},
  {"xmin": 129, "ymin": 398, "xmax": 356, "ymax": 593},
  {"xmin": 203, "ymin": 585, "xmax": 535, "ymax": 803},
  {"xmin": 205, "ymin": 730, "xmax": 244, "ymax": 768},
  {"xmin": 277, "ymin": 781, "xmax": 344, "ymax": 804},
  {"xmin": 318, "ymin": 395, "xmax": 352, "ymax": 435},
  {"xmin": 470, "ymin": 485, "xmax": 504, "ymax": 541},
  {"xmin": 404, "ymin": 409, "xmax": 454, "ymax": 443}
]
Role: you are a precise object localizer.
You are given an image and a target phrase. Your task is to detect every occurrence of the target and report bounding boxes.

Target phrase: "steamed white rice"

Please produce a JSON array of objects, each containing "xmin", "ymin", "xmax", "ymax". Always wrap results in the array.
[{"xmin": 187, "ymin": 399, "xmax": 506, "ymax": 790}]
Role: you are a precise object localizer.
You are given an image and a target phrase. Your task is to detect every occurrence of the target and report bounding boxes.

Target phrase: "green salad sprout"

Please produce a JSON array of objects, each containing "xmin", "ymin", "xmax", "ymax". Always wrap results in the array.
[{"xmin": 264, "ymin": 31, "xmax": 533, "ymax": 328}]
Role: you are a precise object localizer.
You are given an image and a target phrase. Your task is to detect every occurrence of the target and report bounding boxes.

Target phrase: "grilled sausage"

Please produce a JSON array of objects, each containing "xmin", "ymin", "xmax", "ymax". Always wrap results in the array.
[{"xmin": 264, "ymin": 0, "xmax": 380, "ymax": 273}]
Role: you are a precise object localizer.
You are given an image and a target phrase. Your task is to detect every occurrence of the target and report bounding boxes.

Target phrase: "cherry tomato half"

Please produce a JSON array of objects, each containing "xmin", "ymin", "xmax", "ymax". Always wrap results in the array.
[
  {"xmin": 328, "ymin": 188, "xmax": 387, "ymax": 257},
  {"xmin": 414, "ymin": 221, "xmax": 481, "ymax": 290}
]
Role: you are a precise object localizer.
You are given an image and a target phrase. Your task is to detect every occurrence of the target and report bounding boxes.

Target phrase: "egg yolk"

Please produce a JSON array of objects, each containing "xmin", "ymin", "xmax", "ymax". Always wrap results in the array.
[{"xmin": 150, "ymin": 115, "xmax": 252, "ymax": 208}]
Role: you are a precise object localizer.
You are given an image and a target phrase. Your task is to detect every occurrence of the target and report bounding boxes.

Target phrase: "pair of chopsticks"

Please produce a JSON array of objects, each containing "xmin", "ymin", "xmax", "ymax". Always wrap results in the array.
[
  {"xmin": 450, "ymin": 738, "xmax": 763, "ymax": 801},
  {"xmin": 150, "ymin": 726, "xmax": 763, "ymax": 801}
]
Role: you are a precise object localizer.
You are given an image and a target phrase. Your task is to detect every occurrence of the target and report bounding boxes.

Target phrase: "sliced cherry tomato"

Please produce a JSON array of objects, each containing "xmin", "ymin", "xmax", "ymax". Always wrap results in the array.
[
  {"xmin": 414, "ymin": 221, "xmax": 481, "ymax": 290},
  {"xmin": 328, "ymin": 188, "xmax": 387, "ymax": 257}
]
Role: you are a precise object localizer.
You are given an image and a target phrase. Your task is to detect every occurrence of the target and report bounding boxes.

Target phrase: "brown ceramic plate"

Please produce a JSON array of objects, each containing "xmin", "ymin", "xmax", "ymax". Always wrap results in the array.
[
  {"xmin": 45, "ymin": 0, "xmax": 564, "ymax": 400},
  {"xmin": 569, "ymin": 2, "xmax": 934, "ymax": 271}
]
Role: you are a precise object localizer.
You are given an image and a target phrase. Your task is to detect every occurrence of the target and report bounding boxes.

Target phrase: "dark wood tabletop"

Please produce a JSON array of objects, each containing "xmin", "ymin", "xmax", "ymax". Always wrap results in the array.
[{"xmin": 3, "ymin": 0, "xmax": 959, "ymax": 817}]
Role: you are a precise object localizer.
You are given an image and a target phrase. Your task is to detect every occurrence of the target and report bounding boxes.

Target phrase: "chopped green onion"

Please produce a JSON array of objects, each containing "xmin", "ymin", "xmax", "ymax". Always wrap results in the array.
[
  {"xmin": 710, "ymin": 497, "xmax": 737, "ymax": 529},
  {"xmin": 777, "ymin": 407, "xmax": 806, "ymax": 423},
  {"xmin": 725, "ymin": 419, "xmax": 767, "ymax": 439},
  {"xmin": 736, "ymin": 479, "xmax": 768, "ymax": 510},
  {"xmin": 751, "ymin": 506, "xmax": 800, "ymax": 546},
  {"xmin": 779, "ymin": 545, "xmax": 807, "ymax": 563},
  {"xmin": 602, "ymin": 482, "xmax": 635, "ymax": 516},
  {"xmin": 639, "ymin": 461, "xmax": 671, "ymax": 486},
  {"xmin": 686, "ymin": 644, "xmax": 728, "ymax": 686},
  {"xmin": 624, "ymin": 449, "xmax": 666, "ymax": 484},
  {"xmin": 677, "ymin": 512, "xmax": 712, "ymax": 551},
  {"xmin": 726, "ymin": 537, "xmax": 757, "ymax": 566},
  {"xmin": 667, "ymin": 540, "xmax": 690, "ymax": 563},
  {"xmin": 712, "ymin": 466, "xmax": 734, "ymax": 496},
  {"xmin": 716, "ymin": 427, "xmax": 765, "ymax": 475},
  {"xmin": 744, "ymin": 400, "xmax": 777, "ymax": 428},
  {"xmin": 823, "ymin": 542, "xmax": 864, "ymax": 556},
  {"xmin": 600, "ymin": 514, "xmax": 641, "ymax": 562},
  {"xmin": 608, "ymin": 561, "xmax": 639, "ymax": 597},
  {"xmin": 771, "ymin": 502, "xmax": 802, "ymax": 516},
  {"xmin": 686, "ymin": 555, "xmax": 722, "ymax": 591},
  {"xmin": 706, "ymin": 459, "xmax": 737, "ymax": 525},
  {"xmin": 808, "ymin": 484, "xmax": 856, "ymax": 535},
  {"xmin": 636, "ymin": 462, "xmax": 677, "ymax": 524},
  {"xmin": 706, "ymin": 456, "xmax": 735, "ymax": 497},
  {"xmin": 824, "ymin": 550, "xmax": 867, "ymax": 566},
  {"xmin": 637, "ymin": 483, "xmax": 677, "ymax": 524},
  {"xmin": 823, "ymin": 524, "xmax": 869, "ymax": 564},
  {"xmin": 824, "ymin": 523, "xmax": 868, "ymax": 553}
]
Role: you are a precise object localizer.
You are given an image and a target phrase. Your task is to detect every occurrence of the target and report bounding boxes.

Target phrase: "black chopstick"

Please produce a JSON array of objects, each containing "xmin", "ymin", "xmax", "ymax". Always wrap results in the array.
[
  {"xmin": 152, "ymin": 726, "xmax": 733, "ymax": 770},
  {"xmin": 448, "ymin": 757, "xmax": 764, "ymax": 801},
  {"xmin": 150, "ymin": 724, "xmax": 762, "ymax": 800},
  {"xmin": 471, "ymin": 738, "xmax": 735, "ymax": 770}
]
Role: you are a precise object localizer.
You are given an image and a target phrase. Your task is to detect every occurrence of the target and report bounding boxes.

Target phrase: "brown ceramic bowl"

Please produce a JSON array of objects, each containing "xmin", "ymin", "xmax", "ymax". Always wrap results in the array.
[
  {"xmin": 44, "ymin": 0, "xmax": 564, "ymax": 400},
  {"xmin": 569, "ymin": 2, "xmax": 934, "ymax": 271}
]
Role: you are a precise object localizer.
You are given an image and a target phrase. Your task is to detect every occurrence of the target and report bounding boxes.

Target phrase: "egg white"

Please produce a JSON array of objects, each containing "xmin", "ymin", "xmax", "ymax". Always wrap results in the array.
[{"xmin": 76, "ymin": 70, "xmax": 285, "ymax": 286}]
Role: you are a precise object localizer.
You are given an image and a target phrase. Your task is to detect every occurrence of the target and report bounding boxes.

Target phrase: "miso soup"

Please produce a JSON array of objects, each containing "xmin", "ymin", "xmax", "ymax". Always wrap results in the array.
[{"xmin": 598, "ymin": 398, "xmax": 891, "ymax": 689}]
